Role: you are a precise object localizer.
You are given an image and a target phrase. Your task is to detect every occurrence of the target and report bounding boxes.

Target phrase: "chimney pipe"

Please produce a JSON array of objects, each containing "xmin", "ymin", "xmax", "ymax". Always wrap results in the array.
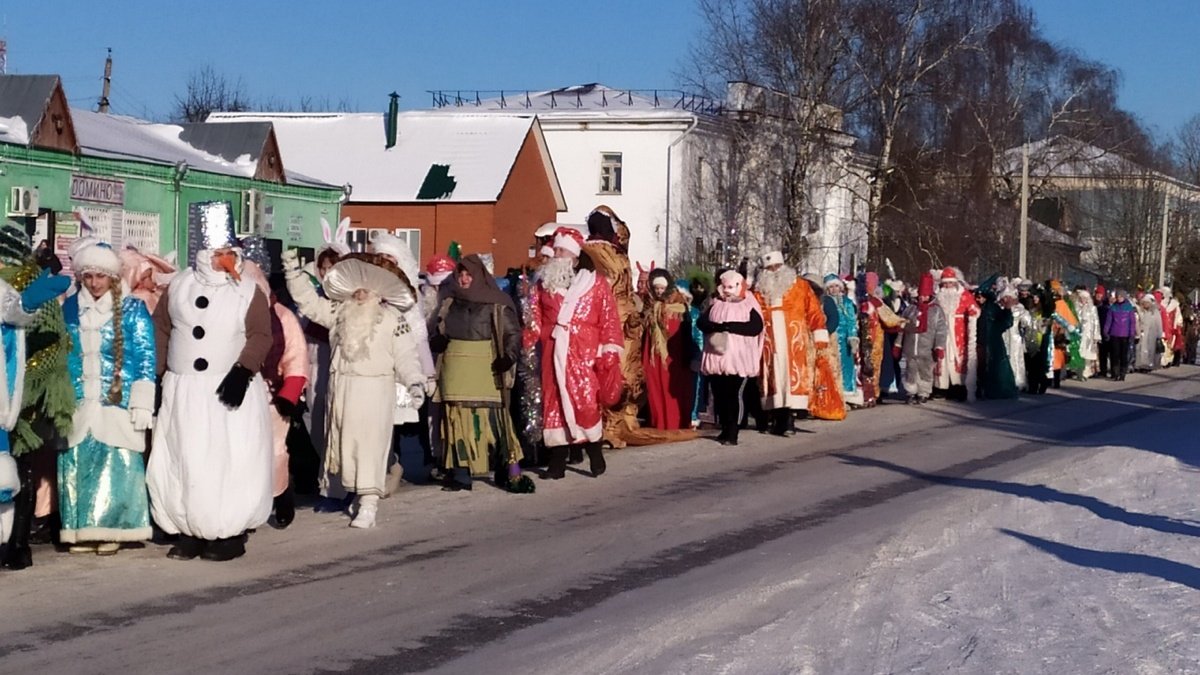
[{"xmin": 386, "ymin": 92, "xmax": 399, "ymax": 149}]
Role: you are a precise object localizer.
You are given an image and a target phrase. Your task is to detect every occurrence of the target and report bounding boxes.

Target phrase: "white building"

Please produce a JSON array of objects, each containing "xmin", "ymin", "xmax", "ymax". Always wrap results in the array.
[{"xmin": 428, "ymin": 83, "xmax": 870, "ymax": 275}]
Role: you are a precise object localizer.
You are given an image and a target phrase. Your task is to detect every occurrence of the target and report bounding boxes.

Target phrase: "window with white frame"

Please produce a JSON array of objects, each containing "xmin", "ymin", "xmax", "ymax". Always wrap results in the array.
[{"xmin": 599, "ymin": 152, "xmax": 622, "ymax": 194}]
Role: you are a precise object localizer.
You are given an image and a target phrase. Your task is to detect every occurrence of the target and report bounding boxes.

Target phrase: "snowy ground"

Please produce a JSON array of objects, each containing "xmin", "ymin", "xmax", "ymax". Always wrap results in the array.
[{"xmin": 4, "ymin": 369, "xmax": 1200, "ymax": 674}]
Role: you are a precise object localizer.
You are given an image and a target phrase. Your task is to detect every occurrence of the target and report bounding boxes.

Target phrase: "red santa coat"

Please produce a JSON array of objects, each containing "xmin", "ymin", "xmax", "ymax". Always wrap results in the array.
[
  {"xmin": 756, "ymin": 280, "xmax": 829, "ymax": 411},
  {"xmin": 527, "ymin": 270, "xmax": 623, "ymax": 447},
  {"xmin": 936, "ymin": 288, "xmax": 980, "ymax": 399}
]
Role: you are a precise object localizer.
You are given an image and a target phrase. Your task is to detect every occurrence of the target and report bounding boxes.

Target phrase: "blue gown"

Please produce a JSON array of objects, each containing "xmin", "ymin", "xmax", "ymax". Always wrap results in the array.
[
  {"xmin": 822, "ymin": 293, "xmax": 860, "ymax": 401},
  {"xmin": 58, "ymin": 291, "xmax": 156, "ymax": 544}
]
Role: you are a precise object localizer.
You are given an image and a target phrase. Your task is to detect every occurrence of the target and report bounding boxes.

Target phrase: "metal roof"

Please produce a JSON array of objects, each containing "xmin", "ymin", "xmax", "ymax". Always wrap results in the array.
[
  {"xmin": 178, "ymin": 121, "xmax": 273, "ymax": 164},
  {"xmin": 0, "ymin": 75, "xmax": 60, "ymax": 144},
  {"xmin": 207, "ymin": 111, "xmax": 566, "ymax": 208}
]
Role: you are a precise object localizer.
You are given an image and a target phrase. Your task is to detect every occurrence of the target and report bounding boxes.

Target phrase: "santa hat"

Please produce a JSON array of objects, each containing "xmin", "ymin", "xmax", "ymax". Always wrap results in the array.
[
  {"xmin": 1094, "ymin": 284, "xmax": 1106, "ymax": 296},
  {"xmin": 939, "ymin": 267, "xmax": 957, "ymax": 282},
  {"xmin": 70, "ymin": 238, "xmax": 121, "ymax": 277},
  {"xmin": 919, "ymin": 272, "xmax": 935, "ymax": 297},
  {"xmin": 425, "ymin": 253, "xmax": 456, "ymax": 286},
  {"xmin": 539, "ymin": 245, "xmax": 554, "ymax": 258},
  {"xmin": 553, "ymin": 227, "xmax": 584, "ymax": 257},
  {"xmin": 761, "ymin": 250, "xmax": 784, "ymax": 268}
]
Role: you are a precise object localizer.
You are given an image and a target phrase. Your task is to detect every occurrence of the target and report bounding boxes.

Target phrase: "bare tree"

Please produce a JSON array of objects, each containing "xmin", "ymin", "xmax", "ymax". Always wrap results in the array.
[
  {"xmin": 1175, "ymin": 114, "xmax": 1200, "ymax": 186},
  {"xmin": 171, "ymin": 66, "xmax": 252, "ymax": 123}
]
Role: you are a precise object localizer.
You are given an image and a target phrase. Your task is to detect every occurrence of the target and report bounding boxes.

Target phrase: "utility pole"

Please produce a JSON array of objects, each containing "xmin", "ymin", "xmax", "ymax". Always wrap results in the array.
[
  {"xmin": 1018, "ymin": 141, "xmax": 1029, "ymax": 279},
  {"xmin": 98, "ymin": 48, "xmax": 112, "ymax": 113},
  {"xmin": 1158, "ymin": 189, "xmax": 1170, "ymax": 288}
]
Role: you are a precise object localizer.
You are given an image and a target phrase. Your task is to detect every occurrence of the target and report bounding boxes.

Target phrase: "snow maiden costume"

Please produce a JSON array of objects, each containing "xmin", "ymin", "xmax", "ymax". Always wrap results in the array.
[
  {"xmin": 822, "ymin": 274, "xmax": 862, "ymax": 407},
  {"xmin": 58, "ymin": 239, "xmax": 156, "ymax": 553},
  {"xmin": 147, "ymin": 202, "xmax": 274, "ymax": 562},
  {"xmin": 641, "ymin": 269, "xmax": 695, "ymax": 430}
]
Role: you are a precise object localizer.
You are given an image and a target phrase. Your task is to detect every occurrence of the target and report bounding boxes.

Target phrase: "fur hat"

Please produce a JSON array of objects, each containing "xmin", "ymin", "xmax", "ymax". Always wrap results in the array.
[
  {"xmin": 761, "ymin": 250, "xmax": 784, "ymax": 268},
  {"xmin": 70, "ymin": 238, "xmax": 121, "ymax": 277},
  {"xmin": 425, "ymin": 254, "xmax": 456, "ymax": 286},
  {"xmin": 823, "ymin": 273, "xmax": 844, "ymax": 289},
  {"xmin": 939, "ymin": 266, "xmax": 957, "ymax": 281}
]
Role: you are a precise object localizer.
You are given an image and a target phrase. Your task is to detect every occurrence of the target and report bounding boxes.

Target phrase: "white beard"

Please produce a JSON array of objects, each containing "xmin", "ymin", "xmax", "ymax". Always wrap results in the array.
[
  {"xmin": 755, "ymin": 266, "xmax": 797, "ymax": 303},
  {"xmin": 337, "ymin": 294, "xmax": 383, "ymax": 363},
  {"xmin": 936, "ymin": 286, "xmax": 961, "ymax": 320},
  {"xmin": 541, "ymin": 257, "xmax": 576, "ymax": 294}
]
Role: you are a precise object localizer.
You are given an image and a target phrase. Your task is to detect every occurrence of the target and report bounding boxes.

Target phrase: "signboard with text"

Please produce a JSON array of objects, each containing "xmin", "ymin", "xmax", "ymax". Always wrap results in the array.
[{"xmin": 70, "ymin": 174, "xmax": 125, "ymax": 206}]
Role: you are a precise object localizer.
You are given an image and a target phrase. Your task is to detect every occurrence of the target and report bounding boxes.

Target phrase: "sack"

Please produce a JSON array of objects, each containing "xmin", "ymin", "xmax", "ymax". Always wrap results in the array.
[
  {"xmin": 1156, "ymin": 339, "xmax": 1166, "ymax": 354},
  {"xmin": 597, "ymin": 356, "xmax": 624, "ymax": 408}
]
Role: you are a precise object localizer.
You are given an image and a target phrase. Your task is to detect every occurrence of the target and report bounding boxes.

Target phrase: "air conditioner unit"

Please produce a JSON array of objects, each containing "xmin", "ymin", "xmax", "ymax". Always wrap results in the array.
[
  {"xmin": 9, "ymin": 187, "xmax": 39, "ymax": 216},
  {"xmin": 239, "ymin": 189, "xmax": 262, "ymax": 235}
]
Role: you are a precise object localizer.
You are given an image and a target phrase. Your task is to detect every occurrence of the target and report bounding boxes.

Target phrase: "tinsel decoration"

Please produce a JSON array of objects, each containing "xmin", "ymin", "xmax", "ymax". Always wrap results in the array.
[
  {"xmin": 0, "ymin": 260, "xmax": 77, "ymax": 456},
  {"xmin": 240, "ymin": 235, "xmax": 271, "ymax": 275},
  {"xmin": 505, "ymin": 473, "xmax": 536, "ymax": 494},
  {"xmin": 512, "ymin": 270, "xmax": 544, "ymax": 462}
]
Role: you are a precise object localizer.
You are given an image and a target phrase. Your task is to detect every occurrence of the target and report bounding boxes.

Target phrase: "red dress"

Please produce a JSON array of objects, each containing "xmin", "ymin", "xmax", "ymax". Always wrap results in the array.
[{"xmin": 642, "ymin": 290, "xmax": 694, "ymax": 430}]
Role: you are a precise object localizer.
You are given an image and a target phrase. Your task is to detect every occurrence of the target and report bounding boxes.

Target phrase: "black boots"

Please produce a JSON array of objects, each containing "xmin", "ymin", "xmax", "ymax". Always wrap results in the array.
[
  {"xmin": 166, "ymin": 534, "xmax": 206, "ymax": 561},
  {"xmin": 567, "ymin": 446, "xmax": 585, "ymax": 465},
  {"xmin": 272, "ymin": 486, "xmax": 295, "ymax": 529},
  {"xmin": 585, "ymin": 443, "xmax": 606, "ymax": 477},
  {"xmin": 544, "ymin": 446, "xmax": 568, "ymax": 479},
  {"xmin": 201, "ymin": 535, "xmax": 246, "ymax": 562},
  {"xmin": 770, "ymin": 410, "xmax": 795, "ymax": 437},
  {"xmin": 1, "ymin": 454, "xmax": 35, "ymax": 570}
]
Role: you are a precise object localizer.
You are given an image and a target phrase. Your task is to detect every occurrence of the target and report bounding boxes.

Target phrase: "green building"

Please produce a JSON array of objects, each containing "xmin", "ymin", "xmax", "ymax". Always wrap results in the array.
[{"xmin": 0, "ymin": 75, "xmax": 344, "ymax": 269}]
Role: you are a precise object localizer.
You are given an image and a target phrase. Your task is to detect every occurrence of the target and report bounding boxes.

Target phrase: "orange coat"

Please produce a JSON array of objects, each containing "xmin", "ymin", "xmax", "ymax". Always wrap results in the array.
[{"xmin": 756, "ymin": 280, "xmax": 829, "ymax": 411}]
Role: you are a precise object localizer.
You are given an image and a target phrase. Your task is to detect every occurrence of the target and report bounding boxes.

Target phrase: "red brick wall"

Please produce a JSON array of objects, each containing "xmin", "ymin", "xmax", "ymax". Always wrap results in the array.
[
  {"xmin": 493, "ymin": 130, "xmax": 560, "ymax": 272},
  {"xmin": 340, "ymin": 129, "xmax": 558, "ymax": 272}
]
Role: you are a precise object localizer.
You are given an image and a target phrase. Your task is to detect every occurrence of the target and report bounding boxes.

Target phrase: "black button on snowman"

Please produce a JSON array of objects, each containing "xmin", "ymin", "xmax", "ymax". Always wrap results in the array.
[{"xmin": 193, "ymin": 295, "xmax": 210, "ymax": 372}]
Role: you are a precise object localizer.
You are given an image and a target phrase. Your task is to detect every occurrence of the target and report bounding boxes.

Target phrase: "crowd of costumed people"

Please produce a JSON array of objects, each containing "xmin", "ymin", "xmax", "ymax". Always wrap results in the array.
[{"xmin": 1, "ymin": 203, "xmax": 1193, "ymax": 567}]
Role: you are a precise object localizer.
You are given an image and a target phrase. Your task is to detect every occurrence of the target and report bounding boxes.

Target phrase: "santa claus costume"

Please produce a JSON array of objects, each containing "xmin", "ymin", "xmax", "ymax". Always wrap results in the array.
[
  {"xmin": 526, "ymin": 228, "xmax": 623, "ymax": 478},
  {"xmin": 934, "ymin": 267, "xmax": 980, "ymax": 401},
  {"xmin": 754, "ymin": 250, "xmax": 829, "ymax": 435},
  {"xmin": 148, "ymin": 202, "xmax": 274, "ymax": 562}
]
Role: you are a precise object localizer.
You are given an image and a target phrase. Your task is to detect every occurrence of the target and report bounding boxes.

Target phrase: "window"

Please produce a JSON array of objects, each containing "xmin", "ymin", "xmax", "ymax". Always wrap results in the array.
[
  {"xmin": 393, "ymin": 228, "xmax": 422, "ymax": 262},
  {"xmin": 599, "ymin": 152, "xmax": 622, "ymax": 194}
]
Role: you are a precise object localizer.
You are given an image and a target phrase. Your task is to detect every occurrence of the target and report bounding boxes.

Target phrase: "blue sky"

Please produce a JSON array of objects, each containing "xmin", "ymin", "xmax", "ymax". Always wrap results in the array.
[{"xmin": 3, "ymin": 0, "xmax": 1197, "ymax": 140}]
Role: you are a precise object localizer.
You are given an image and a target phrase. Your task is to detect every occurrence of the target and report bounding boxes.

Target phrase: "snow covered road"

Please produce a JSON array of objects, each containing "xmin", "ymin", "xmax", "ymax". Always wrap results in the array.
[{"xmin": 4, "ymin": 369, "xmax": 1200, "ymax": 674}]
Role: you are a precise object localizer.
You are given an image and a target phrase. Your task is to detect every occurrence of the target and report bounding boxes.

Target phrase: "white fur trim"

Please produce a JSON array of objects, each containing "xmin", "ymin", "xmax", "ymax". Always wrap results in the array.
[
  {"xmin": 597, "ymin": 343, "xmax": 623, "ymax": 356},
  {"xmin": 813, "ymin": 329, "xmax": 829, "ymax": 344},
  {"xmin": 965, "ymin": 309, "xmax": 978, "ymax": 402},
  {"xmin": 129, "ymin": 379, "xmax": 156, "ymax": 412},
  {"xmin": 553, "ymin": 232, "xmax": 581, "ymax": 257},
  {"xmin": 761, "ymin": 251, "xmax": 784, "ymax": 268},
  {"xmin": 72, "ymin": 243, "xmax": 121, "ymax": 277},
  {"xmin": 59, "ymin": 525, "xmax": 152, "ymax": 543},
  {"xmin": 542, "ymin": 419, "xmax": 603, "ymax": 447},
  {"xmin": 550, "ymin": 269, "xmax": 596, "ymax": 440}
]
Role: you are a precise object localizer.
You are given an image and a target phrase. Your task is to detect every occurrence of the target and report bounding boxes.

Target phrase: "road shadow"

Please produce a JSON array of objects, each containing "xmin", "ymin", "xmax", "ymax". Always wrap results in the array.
[
  {"xmin": 911, "ymin": 372, "xmax": 1200, "ymax": 470},
  {"xmin": 1000, "ymin": 528, "xmax": 1200, "ymax": 591},
  {"xmin": 834, "ymin": 453, "xmax": 1200, "ymax": 538}
]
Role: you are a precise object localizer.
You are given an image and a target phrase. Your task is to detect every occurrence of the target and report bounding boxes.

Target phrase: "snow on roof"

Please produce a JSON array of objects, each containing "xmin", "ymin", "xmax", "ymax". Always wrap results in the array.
[
  {"xmin": 999, "ymin": 135, "xmax": 1154, "ymax": 180},
  {"xmin": 0, "ymin": 114, "xmax": 29, "ymax": 145},
  {"xmin": 67, "ymin": 110, "xmax": 339, "ymax": 190},
  {"xmin": 426, "ymin": 83, "xmax": 721, "ymax": 121},
  {"xmin": 72, "ymin": 110, "xmax": 259, "ymax": 178},
  {"xmin": 207, "ymin": 111, "xmax": 564, "ymax": 206}
]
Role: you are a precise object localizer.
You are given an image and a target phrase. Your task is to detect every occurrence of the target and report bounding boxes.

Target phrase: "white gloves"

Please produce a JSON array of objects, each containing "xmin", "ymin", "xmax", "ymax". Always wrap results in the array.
[
  {"xmin": 130, "ymin": 407, "xmax": 154, "ymax": 432},
  {"xmin": 407, "ymin": 383, "xmax": 426, "ymax": 408},
  {"xmin": 281, "ymin": 249, "xmax": 302, "ymax": 277}
]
